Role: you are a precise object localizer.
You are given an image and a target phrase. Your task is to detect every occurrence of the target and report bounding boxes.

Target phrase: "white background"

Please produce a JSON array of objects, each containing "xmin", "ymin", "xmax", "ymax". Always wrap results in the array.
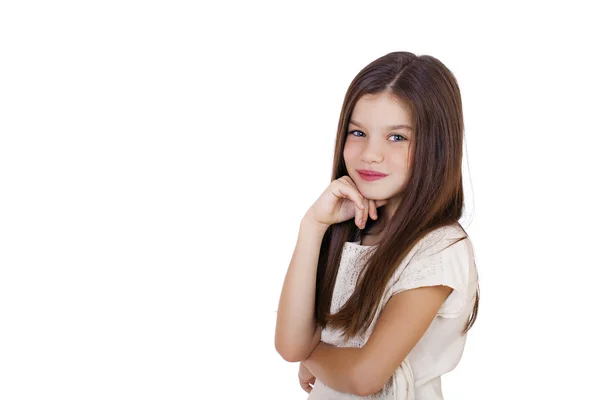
[{"xmin": 1, "ymin": 1, "xmax": 599, "ymax": 399}]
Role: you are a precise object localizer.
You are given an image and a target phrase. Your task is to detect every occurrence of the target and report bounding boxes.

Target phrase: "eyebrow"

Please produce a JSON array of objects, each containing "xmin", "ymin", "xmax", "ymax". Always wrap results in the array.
[{"xmin": 349, "ymin": 119, "xmax": 414, "ymax": 131}]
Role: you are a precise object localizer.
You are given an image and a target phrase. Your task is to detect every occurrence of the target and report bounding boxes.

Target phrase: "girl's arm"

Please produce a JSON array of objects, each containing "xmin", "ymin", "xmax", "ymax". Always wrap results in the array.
[
  {"xmin": 303, "ymin": 285, "xmax": 452, "ymax": 396},
  {"xmin": 303, "ymin": 342, "xmax": 362, "ymax": 395},
  {"xmin": 275, "ymin": 216, "xmax": 328, "ymax": 362}
]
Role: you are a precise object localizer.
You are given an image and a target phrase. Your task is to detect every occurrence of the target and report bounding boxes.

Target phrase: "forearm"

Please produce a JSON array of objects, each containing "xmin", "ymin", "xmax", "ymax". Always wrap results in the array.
[
  {"xmin": 275, "ymin": 216, "xmax": 329, "ymax": 361},
  {"xmin": 303, "ymin": 341, "xmax": 362, "ymax": 395}
]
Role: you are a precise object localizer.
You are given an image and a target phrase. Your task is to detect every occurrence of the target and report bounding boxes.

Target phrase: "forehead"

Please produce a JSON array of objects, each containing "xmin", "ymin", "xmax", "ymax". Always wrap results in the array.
[{"xmin": 350, "ymin": 92, "xmax": 412, "ymax": 126}]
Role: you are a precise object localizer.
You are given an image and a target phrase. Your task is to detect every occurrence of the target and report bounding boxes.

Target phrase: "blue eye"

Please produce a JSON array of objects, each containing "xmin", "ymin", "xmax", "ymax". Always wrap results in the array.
[
  {"xmin": 390, "ymin": 134, "xmax": 407, "ymax": 142},
  {"xmin": 348, "ymin": 130, "xmax": 365, "ymax": 137}
]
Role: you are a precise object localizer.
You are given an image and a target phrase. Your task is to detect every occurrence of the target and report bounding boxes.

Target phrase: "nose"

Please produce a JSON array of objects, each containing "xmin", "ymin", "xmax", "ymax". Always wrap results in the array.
[{"xmin": 360, "ymin": 139, "xmax": 384, "ymax": 163}]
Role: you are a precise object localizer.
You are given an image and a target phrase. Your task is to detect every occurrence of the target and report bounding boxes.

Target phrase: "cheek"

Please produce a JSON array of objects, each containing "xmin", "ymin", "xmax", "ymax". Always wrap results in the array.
[
  {"xmin": 390, "ymin": 152, "xmax": 412, "ymax": 174},
  {"xmin": 343, "ymin": 143, "xmax": 356, "ymax": 161}
]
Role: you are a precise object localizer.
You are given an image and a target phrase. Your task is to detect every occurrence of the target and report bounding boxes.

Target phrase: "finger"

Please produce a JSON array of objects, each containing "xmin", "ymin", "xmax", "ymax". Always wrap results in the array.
[
  {"xmin": 334, "ymin": 180, "xmax": 366, "ymax": 229},
  {"xmin": 341, "ymin": 175, "xmax": 363, "ymax": 195},
  {"xmin": 371, "ymin": 199, "xmax": 378, "ymax": 220},
  {"xmin": 336, "ymin": 183, "xmax": 365, "ymax": 228},
  {"xmin": 300, "ymin": 382, "xmax": 312, "ymax": 393},
  {"xmin": 339, "ymin": 177, "xmax": 368, "ymax": 218},
  {"xmin": 341, "ymin": 176, "xmax": 371, "ymax": 225},
  {"xmin": 334, "ymin": 181, "xmax": 365, "ymax": 211},
  {"xmin": 369, "ymin": 199, "xmax": 377, "ymax": 220},
  {"xmin": 340, "ymin": 175, "xmax": 358, "ymax": 188},
  {"xmin": 362, "ymin": 196, "xmax": 369, "ymax": 229},
  {"xmin": 359, "ymin": 197, "xmax": 367, "ymax": 229}
]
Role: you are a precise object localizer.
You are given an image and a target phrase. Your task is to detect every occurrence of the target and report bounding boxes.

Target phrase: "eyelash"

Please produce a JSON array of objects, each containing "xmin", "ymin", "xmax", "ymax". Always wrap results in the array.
[{"xmin": 347, "ymin": 130, "xmax": 407, "ymax": 142}]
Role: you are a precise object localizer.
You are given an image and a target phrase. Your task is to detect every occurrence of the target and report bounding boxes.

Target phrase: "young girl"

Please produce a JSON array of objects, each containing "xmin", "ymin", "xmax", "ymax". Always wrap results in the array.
[{"xmin": 275, "ymin": 51, "xmax": 480, "ymax": 399}]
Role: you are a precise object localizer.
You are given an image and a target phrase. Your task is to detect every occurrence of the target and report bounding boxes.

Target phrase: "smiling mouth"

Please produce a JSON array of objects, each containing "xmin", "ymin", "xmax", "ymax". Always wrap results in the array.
[
  {"xmin": 356, "ymin": 169, "xmax": 388, "ymax": 177},
  {"xmin": 357, "ymin": 171, "xmax": 387, "ymax": 181}
]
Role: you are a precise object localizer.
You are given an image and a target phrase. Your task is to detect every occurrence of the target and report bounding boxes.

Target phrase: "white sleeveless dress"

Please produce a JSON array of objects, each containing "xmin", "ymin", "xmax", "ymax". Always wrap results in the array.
[{"xmin": 307, "ymin": 223, "xmax": 479, "ymax": 400}]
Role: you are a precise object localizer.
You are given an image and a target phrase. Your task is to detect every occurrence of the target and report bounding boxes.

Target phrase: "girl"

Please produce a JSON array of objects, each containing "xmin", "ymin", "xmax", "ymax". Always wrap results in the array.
[{"xmin": 275, "ymin": 51, "xmax": 480, "ymax": 399}]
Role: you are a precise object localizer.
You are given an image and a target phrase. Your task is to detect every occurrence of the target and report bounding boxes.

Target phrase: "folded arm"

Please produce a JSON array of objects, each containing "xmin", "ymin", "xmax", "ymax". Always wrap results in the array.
[{"xmin": 303, "ymin": 285, "xmax": 453, "ymax": 396}]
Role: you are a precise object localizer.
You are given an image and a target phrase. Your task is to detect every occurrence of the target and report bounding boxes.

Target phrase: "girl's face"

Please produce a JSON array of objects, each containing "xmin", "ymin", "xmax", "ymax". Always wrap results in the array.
[{"xmin": 343, "ymin": 92, "xmax": 414, "ymax": 214}]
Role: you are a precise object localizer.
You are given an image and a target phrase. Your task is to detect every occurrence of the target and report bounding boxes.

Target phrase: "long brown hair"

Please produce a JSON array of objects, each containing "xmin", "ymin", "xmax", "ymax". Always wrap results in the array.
[{"xmin": 315, "ymin": 51, "xmax": 480, "ymax": 341}]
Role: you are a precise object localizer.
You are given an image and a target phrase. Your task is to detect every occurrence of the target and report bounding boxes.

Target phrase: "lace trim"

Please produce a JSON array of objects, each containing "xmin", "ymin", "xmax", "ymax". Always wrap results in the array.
[{"xmin": 324, "ymin": 226, "xmax": 454, "ymax": 346}]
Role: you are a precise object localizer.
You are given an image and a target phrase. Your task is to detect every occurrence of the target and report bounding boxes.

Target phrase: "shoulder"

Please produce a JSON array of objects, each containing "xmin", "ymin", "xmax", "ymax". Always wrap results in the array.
[
  {"xmin": 409, "ymin": 222, "xmax": 470, "ymax": 261},
  {"xmin": 389, "ymin": 222, "xmax": 475, "ymax": 317}
]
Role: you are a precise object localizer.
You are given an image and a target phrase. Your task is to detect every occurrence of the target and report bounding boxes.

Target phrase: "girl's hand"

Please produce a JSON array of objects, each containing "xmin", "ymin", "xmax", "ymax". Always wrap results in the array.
[
  {"xmin": 305, "ymin": 175, "xmax": 388, "ymax": 230},
  {"xmin": 298, "ymin": 361, "xmax": 316, "ymax": 393}
]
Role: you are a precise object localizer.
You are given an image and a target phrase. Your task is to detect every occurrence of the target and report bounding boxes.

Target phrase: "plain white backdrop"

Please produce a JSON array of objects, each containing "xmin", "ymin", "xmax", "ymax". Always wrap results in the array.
[{"xmin": 1, "ymin": 1, "xmax": 599, "ymax": 399}]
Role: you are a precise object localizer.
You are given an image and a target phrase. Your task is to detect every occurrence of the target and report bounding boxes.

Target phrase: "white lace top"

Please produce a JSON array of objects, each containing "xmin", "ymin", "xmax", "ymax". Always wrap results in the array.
[{"xmin": 307, "ymin": 222, "xmax": 479, "ymax": 400}]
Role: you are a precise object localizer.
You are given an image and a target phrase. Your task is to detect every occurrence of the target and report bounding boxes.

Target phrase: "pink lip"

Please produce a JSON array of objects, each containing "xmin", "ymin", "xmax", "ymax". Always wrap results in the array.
[{"xmin": 357, "ymin": 169, "xmax": 388, "ymax": 181}]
